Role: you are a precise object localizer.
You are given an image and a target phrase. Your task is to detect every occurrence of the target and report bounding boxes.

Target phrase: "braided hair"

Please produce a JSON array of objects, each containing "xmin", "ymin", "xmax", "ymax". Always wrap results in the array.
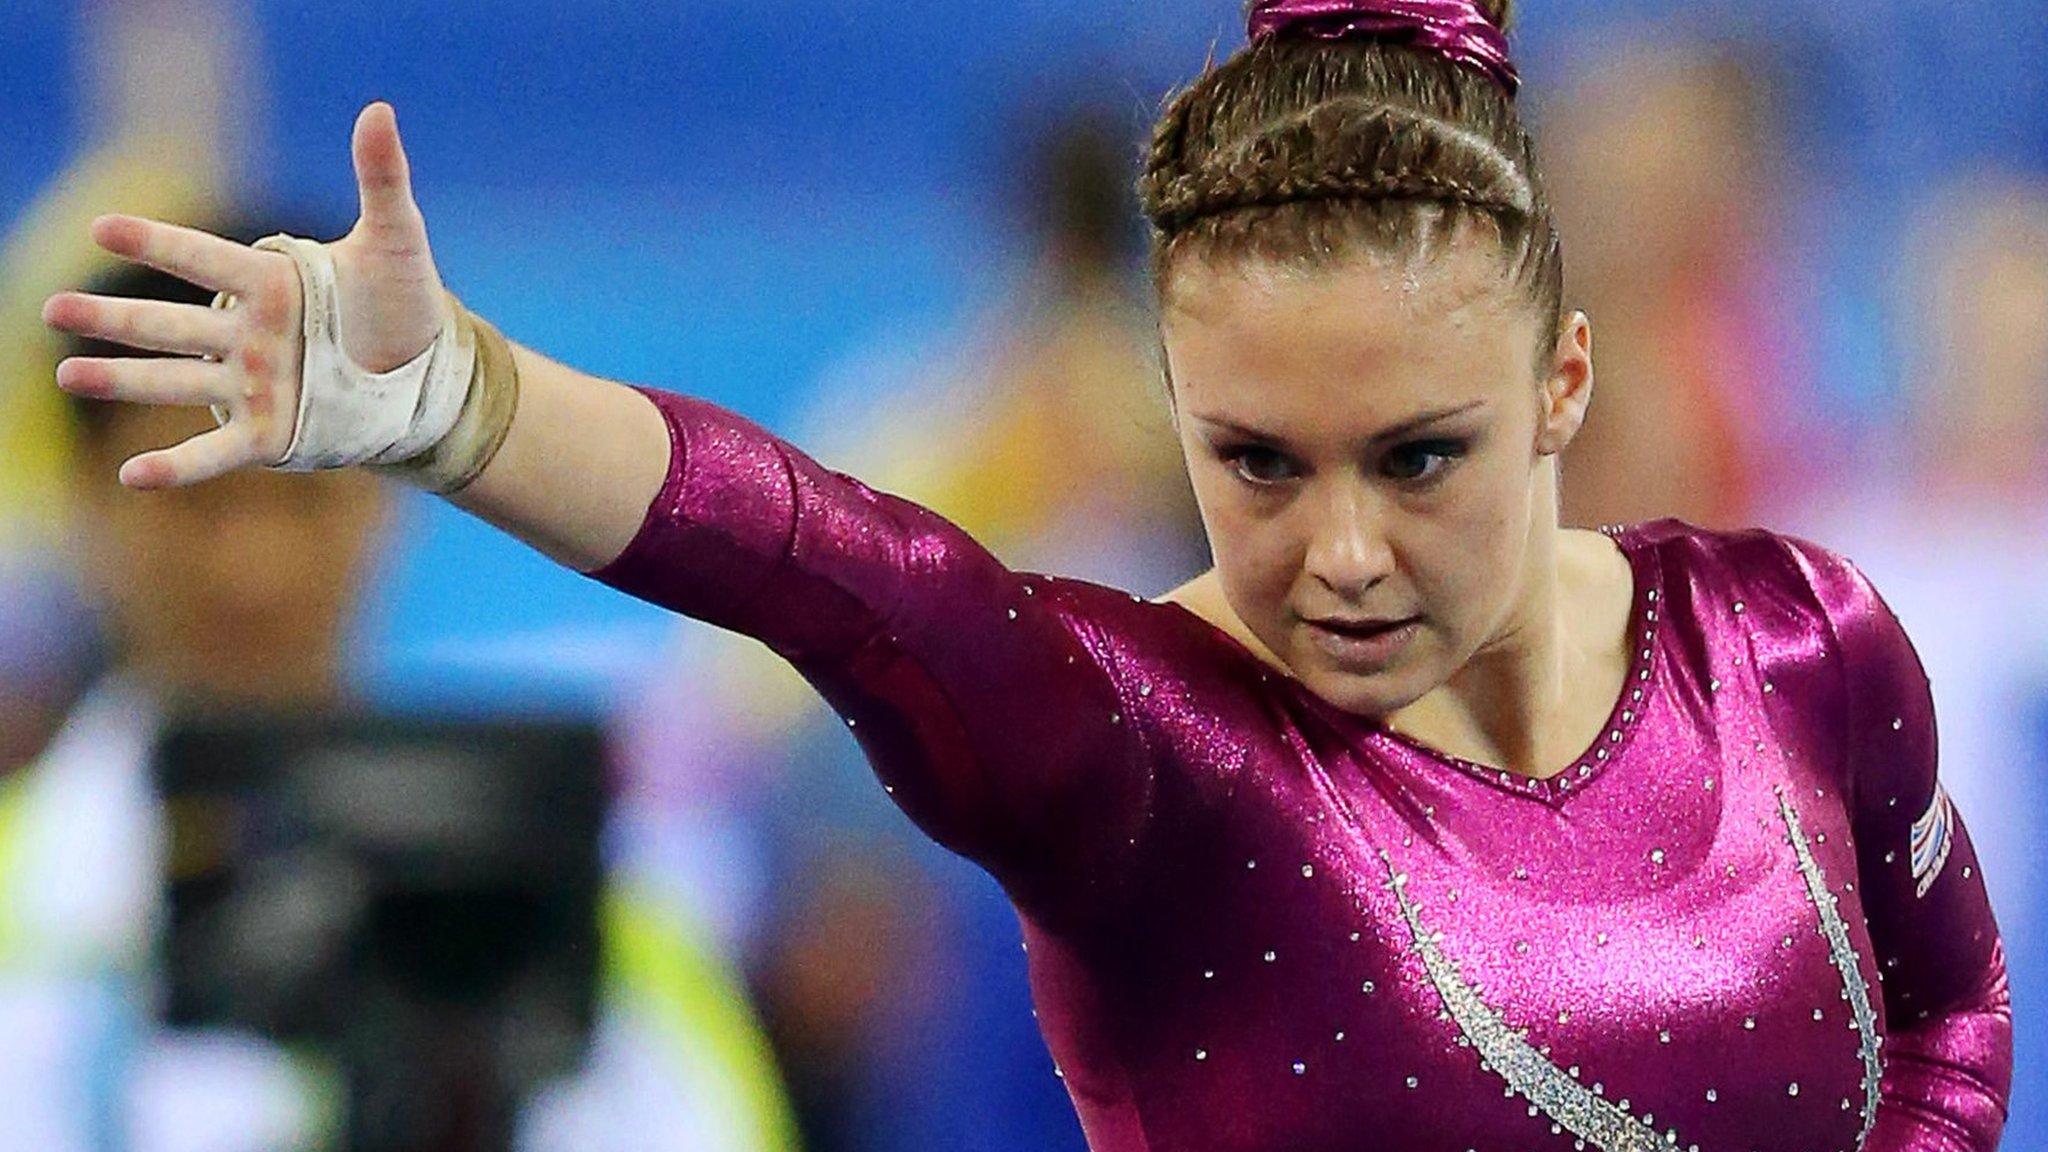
[{"xmin": 1139, "ymin": 1, "xmax": 1563, "ymax": 364}]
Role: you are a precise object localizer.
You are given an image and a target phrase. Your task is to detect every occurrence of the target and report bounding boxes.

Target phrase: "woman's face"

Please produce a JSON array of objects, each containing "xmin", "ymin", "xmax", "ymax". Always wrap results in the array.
[{"xmin": 1161, "ymin": 237, "xmax": 1591, "ymax": 717}]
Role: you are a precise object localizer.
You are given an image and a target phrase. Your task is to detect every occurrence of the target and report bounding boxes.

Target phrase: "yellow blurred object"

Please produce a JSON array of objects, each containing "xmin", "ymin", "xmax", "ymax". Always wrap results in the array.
[{"xmin": 0, "ymin": 146, "xmax": 220, "ymax": 550}]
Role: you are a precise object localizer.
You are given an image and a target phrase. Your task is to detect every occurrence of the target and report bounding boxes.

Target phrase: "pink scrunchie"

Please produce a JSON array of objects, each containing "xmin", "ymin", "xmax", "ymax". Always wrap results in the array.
[{"xmin": 1246, "ymin": 0, "xmax": 1520, "ymax": 96}]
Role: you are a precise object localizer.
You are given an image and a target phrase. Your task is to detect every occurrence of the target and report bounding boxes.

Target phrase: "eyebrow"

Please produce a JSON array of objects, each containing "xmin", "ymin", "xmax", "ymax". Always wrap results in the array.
[{"xmin": 1190, "ymin": 398, "xmax": 1489, "ymax": 446}]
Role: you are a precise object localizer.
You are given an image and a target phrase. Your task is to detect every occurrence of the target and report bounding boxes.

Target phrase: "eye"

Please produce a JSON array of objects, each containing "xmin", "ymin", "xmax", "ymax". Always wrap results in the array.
[
  {"xmin": 1382, "ymin": 439, "xmax": 1467, "ymax": 483},
  {"xmin": 1221, "ymin": 445, "xmax": 1300, "ymax": 487}
]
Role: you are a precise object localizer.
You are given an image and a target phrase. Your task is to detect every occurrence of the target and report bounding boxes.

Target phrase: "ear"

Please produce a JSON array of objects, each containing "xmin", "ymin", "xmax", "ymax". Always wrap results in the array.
[{"xmin": 1533, "ymin": 310, "xmax": 1593, "ymax": 457}]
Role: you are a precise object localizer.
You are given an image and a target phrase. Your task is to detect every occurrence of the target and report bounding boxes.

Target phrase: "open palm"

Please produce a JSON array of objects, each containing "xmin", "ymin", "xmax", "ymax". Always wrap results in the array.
[{"xmin": 42, "ymin": 102, "xmax": 446, "ymax": 488}]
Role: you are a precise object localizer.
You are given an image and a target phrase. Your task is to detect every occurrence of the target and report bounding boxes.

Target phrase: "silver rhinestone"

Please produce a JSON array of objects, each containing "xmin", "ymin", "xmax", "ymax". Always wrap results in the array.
[
  {"xmin": 1743, "ymin": 1017, "xmax": 1756, "ymax": 1030},
  {"xmin": 1139, "ymin": 683, "xmax": 1153, "ymax": 697},
  {"xmin": 1709, "ymin": 678, "xmax": 1721, "ymax": 692},
  {"xmin": 1705, "ymin": 1088, "xmax": 1717, "ymax": 1102},
  {"xmin": 1293, "ymin": 1061, "xmax": 1306, "ymax": 1075},
  {"xmin": 1362, "ymin": 980, "xmax": 1376, "ymax": 994},
  {"xmin": 1515, "ymin": 941, "xmax": 1530, "ymax": 955},
  {"xmin": 1558, "ymin": 1009, "xmax": 1571, "ymax": 1023},
  {"xmin": 1650, "ymin": 848, "xmax": 1667, "ymax": 865},
  {"xmin": 1648, "ymin": 589, "xmax": 1659, "ymax": 601},
  {"xmin": 884, "ymin": 785, "xmax": 895, "ymax": 794},
  {"xmin": 1733, "ymin": 601, "xmax": 1746, "ymax": 614},
  {"xmin": 1964, "ymin": 866, "xmax": 1974, "ymax": 879},
  {"xmin": 1704, "ymin": 777, "xmax": 1716, "ymax": 791},
  {"xmin": 1763, "ymin": 682, "xmax": 1775, "ymax": 694},
  {"xmin": 1596, "ymin": 932, "xmax": 1609, "ymax": 945},
  {"xmin": 1579, "ymin": 764, "xmax": 1593, "ymax": 777},
  {"xmin": 1247, "ymin": 859, "xmax": 1257, "ymax": 870},
  {"xmin": 1788, "ymin": 1082, "xmax": 1800, "ymax": 1096},
  {"xmin": 1264, "ymin": 951, "xmax": 1277, "ymax": 963},
  {"xmin": 1406, "ymin": 1075, "xmax": 1418, "ymax": 1088},
  {"xmin": 1335, "ymin": 1031, "xmax": 1345, "ymax": 1041},
  {"xmin": 1350, "ymin": 932, "xmax": 1362, "ymax": 942},
  {"xmin": 1622, "ymin": 709, "xmax": 1635, "ymax": 722},
  {"xmin": 1007, "ymin": 608, "xmax": 1019, "ymax": 620},
  {"xmin": 1632, "ymin": 688, "xmax": 1644, "ymax": 701},
  {"xmin": 1659, "ymin": 1028, "xmax": 1672, "ymax": 1043},
  {"xmin": 1813, "ymin": 1008, "xmax": 1824, "ymax": 1021},
  {"xmin": 1110, "ymin": 713, "xmax": 1121, "ymax": 724},
  {"xmin": 1891, "ymin": 718, "xmax": 1903, "ymax": 731},
  {"xmin": 1022, "ymin": 585, "xmax": 1034, "ymax": 596},
  {"xmin": 1301, "ymin": 864, "xmax": 1315, "ymax": 878},
  {"xmin": 1195, "ymin": 1048, "xmax": 1207, "ymax": 1060}
]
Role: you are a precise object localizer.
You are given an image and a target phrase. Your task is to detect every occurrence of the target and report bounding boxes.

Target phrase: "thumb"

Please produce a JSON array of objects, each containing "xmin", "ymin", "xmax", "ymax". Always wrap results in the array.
[{"xmin": 350, "ymin": 102, "xmax": 425, "ymax": 247}]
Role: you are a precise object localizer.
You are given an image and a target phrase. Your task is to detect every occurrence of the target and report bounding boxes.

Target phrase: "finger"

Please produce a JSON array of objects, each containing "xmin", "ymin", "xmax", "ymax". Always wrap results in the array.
[
  {"xmin": 351, "ymin": 102, "xmax": 426, "ymax": 250},
  {"xmin": 56, "ymin": 356, "xmax": 235, "ymax": 408},
  {"xmin": 119, "ymin": 425, "xmax": 262, "ymax": 490},
  {"xmin": 42, "ymin": 292, "xmax": 237, "ymax": 357},
  {"xmin": 89, "ymin": 214, "xmax": 268, "ymax": 295}
]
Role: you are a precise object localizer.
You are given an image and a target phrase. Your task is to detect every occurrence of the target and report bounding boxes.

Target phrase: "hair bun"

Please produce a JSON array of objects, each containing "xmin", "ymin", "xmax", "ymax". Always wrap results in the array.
[{"xmin": 1245, "ymin": 0, "xmax": 1520, "ymax": 95}]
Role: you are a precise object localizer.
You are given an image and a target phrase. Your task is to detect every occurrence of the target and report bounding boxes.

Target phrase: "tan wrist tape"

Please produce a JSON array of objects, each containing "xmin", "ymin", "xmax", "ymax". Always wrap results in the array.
[{"xmin": 369, "ymin": 297, "xmax": 521, "ymax": 495}]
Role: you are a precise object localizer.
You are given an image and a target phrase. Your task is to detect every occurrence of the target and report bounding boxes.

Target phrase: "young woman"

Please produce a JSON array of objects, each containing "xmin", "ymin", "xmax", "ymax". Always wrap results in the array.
[{"xmin": 42, "ymin": 0, "xmax": 2013, "ymax": 1147}]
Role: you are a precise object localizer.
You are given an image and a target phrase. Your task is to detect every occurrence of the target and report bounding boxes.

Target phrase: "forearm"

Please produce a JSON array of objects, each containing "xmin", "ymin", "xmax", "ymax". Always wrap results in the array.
[
  {"xmin": 449, "ymin": 342, "xmax": 673, "ymax": 573},
  {"xmin": 1865, "ymin": 958, "xmax": 2013, "ymax": 1152}
]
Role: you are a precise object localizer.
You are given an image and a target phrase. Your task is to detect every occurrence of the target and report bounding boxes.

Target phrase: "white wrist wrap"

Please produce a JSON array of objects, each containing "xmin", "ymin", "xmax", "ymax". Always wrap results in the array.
[{"xmin": 251, "ymin": 234, "xmax": 475, "ymax": 471}]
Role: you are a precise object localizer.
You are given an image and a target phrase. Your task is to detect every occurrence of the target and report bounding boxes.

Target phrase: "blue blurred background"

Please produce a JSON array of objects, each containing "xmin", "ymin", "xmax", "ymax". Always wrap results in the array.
[{"xmin": 1, "ymin": 1, "xmax": 2043, "ymax": 1149}]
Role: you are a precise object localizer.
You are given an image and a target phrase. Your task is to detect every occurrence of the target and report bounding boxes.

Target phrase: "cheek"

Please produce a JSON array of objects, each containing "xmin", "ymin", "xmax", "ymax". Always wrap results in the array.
[
  {"xmin": 1414, "ymin": 469, "xmax": 1534, "ymax": 635},
  {"xmin": 1195, "ymin": 493, "xmax": 1303, "ymax": 618}
]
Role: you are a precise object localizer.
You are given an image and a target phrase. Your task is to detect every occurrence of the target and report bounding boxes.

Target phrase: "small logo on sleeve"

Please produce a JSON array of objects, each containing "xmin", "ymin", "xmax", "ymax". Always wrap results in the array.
[{"xmin": 1909, "ymin": 783, "xmax": 1955, "ymax": 899}]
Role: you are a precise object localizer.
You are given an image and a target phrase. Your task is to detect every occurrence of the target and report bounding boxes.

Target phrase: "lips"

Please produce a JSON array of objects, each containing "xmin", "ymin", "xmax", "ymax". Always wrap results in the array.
[
  {"xmin": 1306, "ymin": 615, "xmax": 1418, "ymax": 636},
  {"xmin": 1302, "ymin": 614, "xmax": 1422, "ymax": 669}
]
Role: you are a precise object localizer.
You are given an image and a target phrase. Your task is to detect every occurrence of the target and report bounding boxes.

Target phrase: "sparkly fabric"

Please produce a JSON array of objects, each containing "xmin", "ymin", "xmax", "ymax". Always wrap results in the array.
[
  {"xmin": 1245, "ymin": 0, "xmax": 1521, "ymax": 96},
  {"xmin": 592, "ymin": 388, "xmax": 2013, "ymax": 1151}
]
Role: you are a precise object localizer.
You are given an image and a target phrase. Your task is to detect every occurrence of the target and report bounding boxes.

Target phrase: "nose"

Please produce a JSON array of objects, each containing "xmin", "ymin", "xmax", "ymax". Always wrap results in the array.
[{"xmin": 1303, "ymin": 480, "xmax": 1395, "ymax": 599}]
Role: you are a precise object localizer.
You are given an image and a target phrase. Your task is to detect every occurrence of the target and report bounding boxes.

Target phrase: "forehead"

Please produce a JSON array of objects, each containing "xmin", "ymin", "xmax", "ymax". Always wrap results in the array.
[{"xmin": 1160, "ymin": 245, "xmax": 1535, "ymax": 435}]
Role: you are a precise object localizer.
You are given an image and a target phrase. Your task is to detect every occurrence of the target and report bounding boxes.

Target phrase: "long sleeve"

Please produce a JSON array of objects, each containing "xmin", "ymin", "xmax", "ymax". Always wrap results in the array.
[
  {"xmin": 587, "ymin": 386, "xmax": 1154, "ymax": 918},
  {"xmin": 1786, "ymin": 538, "xmax": 2015, "ymax": 1150}
]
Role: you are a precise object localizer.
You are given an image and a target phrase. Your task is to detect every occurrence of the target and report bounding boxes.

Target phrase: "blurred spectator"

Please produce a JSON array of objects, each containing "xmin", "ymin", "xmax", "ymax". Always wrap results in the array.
[
  {"xmin": 0, "ymin": 0, "xmax": 247, "ymax": 781},
  {"xmin": 617, "ymin": 106, "xmax": 1206, "ymax": 1152},
  {"xmin": 1785, "ymin": 174, "xmax": 2048, "ymax": 1147},
  {"xmin": 0, "ymin": 240, "xmax": 796, "ymax": 1152},
  {"xmin": 1540, "ymin": 37, "xmax": 1824, "ymax": 531}
]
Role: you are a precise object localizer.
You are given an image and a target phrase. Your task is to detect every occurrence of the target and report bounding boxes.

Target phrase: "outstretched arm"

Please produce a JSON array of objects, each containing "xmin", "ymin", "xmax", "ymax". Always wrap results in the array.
[
  {"xmin": 41, "ymin": 102, "xmax": 1156, "ymax": 916},
  {"xmin": 1784, "ymin": 539, "xmax": 2013, "ymax": 1151},
  {"xmin": 41, "ymin": 102, "xmax": 671, "ymax": 572}
]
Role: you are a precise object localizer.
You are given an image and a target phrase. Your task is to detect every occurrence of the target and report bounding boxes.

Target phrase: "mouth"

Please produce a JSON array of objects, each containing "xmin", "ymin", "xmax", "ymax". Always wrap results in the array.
[
  {"xmin": 1301, "ymin": 614, "xmax": 1423, "ymax": 667},
  {"xmin": 1304, "ymin": 615, "xmax": 1420, "ymax": 637}
]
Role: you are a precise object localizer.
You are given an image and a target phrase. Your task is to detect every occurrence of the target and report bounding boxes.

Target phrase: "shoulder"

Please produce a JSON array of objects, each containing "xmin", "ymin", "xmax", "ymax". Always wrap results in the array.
[{"xmin": 1622, "ymin": 516, "xmax": 1899, "ymax": 647}]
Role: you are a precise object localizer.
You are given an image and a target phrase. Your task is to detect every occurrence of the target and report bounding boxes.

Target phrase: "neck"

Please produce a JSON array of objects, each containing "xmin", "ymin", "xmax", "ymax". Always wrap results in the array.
[{"xmin": 1384, "ymin": 470, "xmax": 1617, "ymax": 780}]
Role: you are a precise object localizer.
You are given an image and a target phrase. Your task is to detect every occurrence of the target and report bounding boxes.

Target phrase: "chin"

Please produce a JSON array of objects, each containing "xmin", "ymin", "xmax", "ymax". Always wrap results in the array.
[{"xmin": 1297, "ymin": 658, "xmax": 1423, "ymax": 720}]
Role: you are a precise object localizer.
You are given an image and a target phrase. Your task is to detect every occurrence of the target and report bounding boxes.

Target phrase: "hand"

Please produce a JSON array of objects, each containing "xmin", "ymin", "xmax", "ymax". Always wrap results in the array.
[{"xmin": 42, "ymin": 102, "xmax": 447, "ymax": 488}]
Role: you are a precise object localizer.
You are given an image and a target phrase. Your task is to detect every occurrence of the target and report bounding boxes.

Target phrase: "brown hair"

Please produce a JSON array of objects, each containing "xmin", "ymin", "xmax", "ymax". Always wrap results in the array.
[{"xmin": 1138, "ymin": 1, "xmax": 1564, "ymax": 364}]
